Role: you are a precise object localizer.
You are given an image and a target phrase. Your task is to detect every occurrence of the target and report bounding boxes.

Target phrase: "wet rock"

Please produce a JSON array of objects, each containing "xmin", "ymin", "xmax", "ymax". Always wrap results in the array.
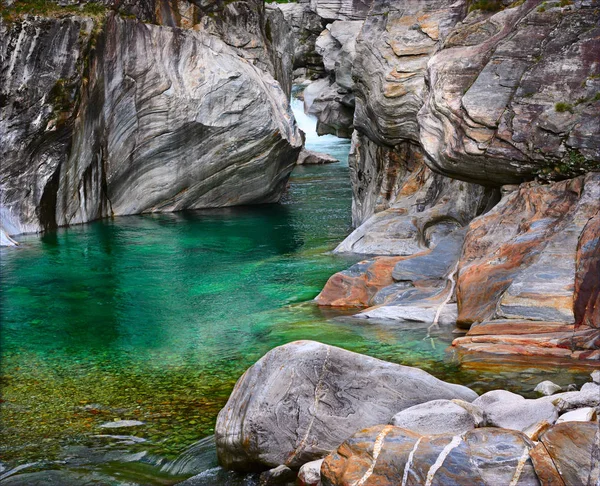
[
  {"xmin": 390, "ymin": 399, "xmax": 477, "ymax": 436},
  {"xmin": 531, "ymin": 422, "xmax": 600, "ymax": 486},
  {"xmin": 298, "ymin": 459, "xmax": 323, "ymax": 486},
  {"xmin": 534, "ymin": 381, "xmax": 562, "ymax": 396},
  {"xmin": 215, "ymin": 340, "xmax": 477, "ymax": 471},
  {"xmin": 419, "ymin": 2, "xmax": 600, "ymax": 186},
  {"xmin": 0, "ymin": 228, "xmax": 18, "ymax": 247},
  {"xmin": 592, "ymin": 370, "xmax": 600, "ymax": 384},
  {"xmin": 321, "ymin": 425, "xmax": 540, "ymax": 486},
  {"xmin": 99, "ymin": 420, "xmax": 144, "ymax": 428},
  {"xmin": 556, "ymin": 407, "xmax": 597, "ymax": 424},
  {"xmin": 259, "ymin": 465, "xmax": 296, "ymax": 485},
  {"xmin": 297, "ymin": 149, "xmax": 338, "ymax": 165}
]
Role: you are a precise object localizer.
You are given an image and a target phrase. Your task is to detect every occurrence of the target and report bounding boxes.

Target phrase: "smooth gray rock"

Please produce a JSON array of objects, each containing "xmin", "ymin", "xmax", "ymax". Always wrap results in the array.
[
  {"xmin": 390, "ymin": 399, "xmax": 477, "ymax": 435},
  {"xmin": 259, "ymin": 465, "xmax": 296, "ymax": 485},
  {"xmin": 1, "ymin": 13, "xmax": 302, "ymax": 239},
  {"xmin": 534, "ymin": 381, "xmax": 562, "ymax": 396},
  {"xmin": 215, "ymin": 340, "xmax": 477, "ymax": 471},
  {"xmin": 298, "ymin": 459, "xmax": 323, "ymax": 486},
  {"xmin": 591, "ymin": 370, "xmax": 600, "ymax": 384},
  {"xmin": 297, "ymin": 149, "xmax": 338, "ymax": 165},
  {"xmin": 475, "ymin": 390, "xmax": 558, "ymax": 432}
]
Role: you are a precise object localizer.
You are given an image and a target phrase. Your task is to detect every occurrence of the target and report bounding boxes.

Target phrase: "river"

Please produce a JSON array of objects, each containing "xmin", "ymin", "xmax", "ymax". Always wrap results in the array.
[{"xmin": 0, "ymin": 93, "xmax": 591, "ymax": 484}]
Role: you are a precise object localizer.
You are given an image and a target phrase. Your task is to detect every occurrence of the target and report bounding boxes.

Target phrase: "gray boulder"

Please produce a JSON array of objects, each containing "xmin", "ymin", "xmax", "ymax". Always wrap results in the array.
[
  {"xmin": 0, "ymin": 14, "xmax": 302, "ymax": 238},
  {"xmin": 297, "ymin": 149, "xmax": 338, "ymax": 165},
  {"xmin": 534, "ymin": 380, "xmax": 562, "ymax": 396},
  {"xmin": 390, "ymin": 399, "xmax": 477, "ymax": 436},
  {"xmin": 474, "ymin": 390, "xmax": 558, "ymax": 432},
  {"xmin": 215, "ymin": 340, "xmax": 477, "ymax": 471}
]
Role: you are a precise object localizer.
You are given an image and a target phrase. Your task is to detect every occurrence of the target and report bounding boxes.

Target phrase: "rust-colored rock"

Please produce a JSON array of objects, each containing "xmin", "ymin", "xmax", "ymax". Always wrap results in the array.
[
  {"xmin": 531, "ymin": 422, "xmax": 600, "ymax": 486},
  {"xmin": 321, "ymin": 425, "xmax": 540, "ymax": 486},
  {"xmin": 315, "ymin": 256, "xmax": 404, "ymax": 307},
  {"xmin": 453, "ymin": 172, "xmax": 600, "ymax": 360}
]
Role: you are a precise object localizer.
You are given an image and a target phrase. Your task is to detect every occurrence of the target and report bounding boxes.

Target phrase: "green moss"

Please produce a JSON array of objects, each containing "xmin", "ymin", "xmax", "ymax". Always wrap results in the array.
[
  {"xmin": 559, "ymin": 0, "xmax": 572, "ymax": 6},
  {"xmin": 2, "ymin": 0, "xmax": 107, "ymax": 22},
  {"xmin": 594, "ymin": 92, "xmax": 600, "ymax": 101},
  {"xmin": 535, "ymin": 148, "xmax": 600, "ymax": 182},
  {"xmin": 469, "ymin": 0, "xmax": 504, "ymax": 12},
  {"xmin": 555, "ymin": 101, "xmax": 573, "ymax": 113}
]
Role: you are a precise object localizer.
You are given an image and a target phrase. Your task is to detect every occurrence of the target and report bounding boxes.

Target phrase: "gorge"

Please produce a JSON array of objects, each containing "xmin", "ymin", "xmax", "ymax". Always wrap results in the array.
[{"xmin": 1, "ymin": 0, "xmax": 599, "ymax": 484}]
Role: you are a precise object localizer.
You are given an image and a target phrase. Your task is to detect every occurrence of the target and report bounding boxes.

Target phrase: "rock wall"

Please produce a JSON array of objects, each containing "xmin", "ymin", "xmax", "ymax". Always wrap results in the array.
[
  {"xmin": 419, "ymin": 0, "xmax": 600, "ymax": 185},
  {"xmin": 0, "ymin": 11, "xmax": 302, "ymax": 239},
  {"xmin": 316, "ymin": 0, "xmax": 599, "ymax": 361}
]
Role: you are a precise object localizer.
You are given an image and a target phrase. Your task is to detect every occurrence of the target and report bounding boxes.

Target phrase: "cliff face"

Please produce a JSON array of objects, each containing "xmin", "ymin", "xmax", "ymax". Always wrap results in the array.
[
  {"xmin": 316, "ymin": 0, "xmax": 600, "ymax": 359},
  {"xmin": 0, "ymin": 5, "xmax": 301, "ymax": 240},
  {"xmin": 419, "ymin": 1, "xmax": 600, "ymax": 185}
]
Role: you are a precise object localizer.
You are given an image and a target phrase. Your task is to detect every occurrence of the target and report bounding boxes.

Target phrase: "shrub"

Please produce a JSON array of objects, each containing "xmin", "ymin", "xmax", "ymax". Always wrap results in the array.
[{"xmin": 555, "ymin": 102, "xmax": 573, "ymax": 113}]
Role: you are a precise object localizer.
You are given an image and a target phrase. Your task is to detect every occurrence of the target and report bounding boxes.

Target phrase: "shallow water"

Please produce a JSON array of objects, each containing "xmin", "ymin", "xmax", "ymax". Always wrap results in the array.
[{"xmin": 0, "ymin": 96, "xmax": 594, "ymax": 484}]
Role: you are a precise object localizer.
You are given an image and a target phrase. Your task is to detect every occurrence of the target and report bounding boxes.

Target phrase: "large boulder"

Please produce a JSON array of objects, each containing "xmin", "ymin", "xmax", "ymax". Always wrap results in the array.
[
  {"xmin": 530, "ymin": 422, "xmax": 600, "ymax": 486},
  {"xmin": 215, "ymin": 341, "xmax": 477, "ymax": 471},
  {"xmin": 0, "ymin": 14, "xmax": 302, "ymax": 239},
  {"xmin": 419, "ymin": 1, "xmax": 600, "ymax": 186},
  {"xmin": 321, "ymin": 425, "xmax": 540, "ymax": 485}
]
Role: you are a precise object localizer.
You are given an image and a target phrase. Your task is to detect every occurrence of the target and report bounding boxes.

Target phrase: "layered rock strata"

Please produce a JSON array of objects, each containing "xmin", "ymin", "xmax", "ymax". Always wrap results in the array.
[
  {"xmin": 0, "ymin": 12, "xmax": 302, "ymax": 238},
  {"xmin": 453, "ymin": 172, "xmax": 600, "ymax": 359},
  {"xmin": 215, "ymin": 340, "xmax": 477, "ymax": 471}
]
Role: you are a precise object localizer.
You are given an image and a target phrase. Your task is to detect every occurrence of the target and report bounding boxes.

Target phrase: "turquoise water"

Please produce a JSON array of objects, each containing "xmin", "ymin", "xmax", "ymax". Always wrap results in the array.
[{"xmin": 0, "ymin": 97, "xmax": 593, "ymax": 483}]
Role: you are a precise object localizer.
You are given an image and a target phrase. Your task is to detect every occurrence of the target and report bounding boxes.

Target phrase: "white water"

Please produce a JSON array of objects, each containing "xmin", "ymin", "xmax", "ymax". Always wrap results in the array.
[{"xmin": 290, "ymin": 95, "xmax": 351, "ymax": 157}]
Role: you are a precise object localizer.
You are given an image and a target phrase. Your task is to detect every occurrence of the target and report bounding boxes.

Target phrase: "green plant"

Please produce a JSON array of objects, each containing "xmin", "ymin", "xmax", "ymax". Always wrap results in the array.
[
  {"xmin": 535, "ymin": 149, "xmax": 600, "ymax": 182},
  {"xmin": 555, "ymin": 101, "xmax": 573, "ymax": 113},
  {"xmin": 594, "ymin": 92, "xmax": 600, "ymax": 101},
  {"xmin": 469, "ymin": 0, "xmax": 504, "ymax": 11},
  {"xmin": 560, "ymin": 0, "xmax": 572, "ymax": 6}
]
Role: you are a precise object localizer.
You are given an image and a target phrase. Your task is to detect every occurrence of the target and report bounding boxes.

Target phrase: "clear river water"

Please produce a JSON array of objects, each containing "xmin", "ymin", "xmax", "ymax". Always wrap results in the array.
[{"xmin": 0, "ymin": 95, "xmax": 594, "ymax": 484}]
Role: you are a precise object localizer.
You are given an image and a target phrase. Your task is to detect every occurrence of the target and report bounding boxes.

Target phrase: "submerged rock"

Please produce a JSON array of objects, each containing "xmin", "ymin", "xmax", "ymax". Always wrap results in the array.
[
  {"xmin": 321, "ymin": 425, "xmax": 540, "ymax": 486},
  {"xmin": 215, "ymin": 340, "xmax": 477, "ymax": 471}
]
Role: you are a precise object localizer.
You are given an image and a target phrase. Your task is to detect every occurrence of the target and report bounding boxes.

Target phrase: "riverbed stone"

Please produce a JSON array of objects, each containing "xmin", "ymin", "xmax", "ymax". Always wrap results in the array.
[
  {"xmin": 99, "ymin": 420, "xmax": 144, "ymax": 429},
  {"xmin": 215, "ymin": 340, "xmax": 477, "ymax": 471},
  {"xmin": 592, "ymin": 370, "xmax": 600, "ymax": 384},
  {"xmin": 556, "ymin": 407, "xmax": 597, "ymax": 424},
  {"xmin": 390, "ymin": 399, "xmax": 476, "ymax": 436},
  {"xmin": 474, "ymin": 390, "xmax": 558, "ymax": 432},
  {"xmin": 534, "ymin": 381, "xmax": 562, "ymax": 396},
  {"xmin": 259, "ymin": 465, "xmax": 296, "ymax": 485},
  {"xmin": 321, "ymin": 425, "xmax": 540, "ymax": 486},
  {"xmin": 298, "ymin": 459, "xmax": 323, "ymax": 486}
]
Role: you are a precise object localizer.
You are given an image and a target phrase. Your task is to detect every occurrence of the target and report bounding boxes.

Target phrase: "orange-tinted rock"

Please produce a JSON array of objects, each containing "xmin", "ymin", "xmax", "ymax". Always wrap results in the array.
[
  {"xmin": 531, "ymin": 422, "xmax": 600, "ymax": 486},
  {"xmin": 315, "ymin": 256, "xmax": 405, "ymax": 307},
  {"xmin": 321, "ymin": 425, "xmax": 539, "ymax": 486},
  {"xmin": 453, "ymin": 173, "xmax": 600, "ymax": 360}
]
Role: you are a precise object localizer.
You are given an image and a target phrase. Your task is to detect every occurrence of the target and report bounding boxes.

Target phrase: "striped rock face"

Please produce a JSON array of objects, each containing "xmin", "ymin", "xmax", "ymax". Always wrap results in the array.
[{"xmin": 321, "ymin": 425, "xmax": 540, "ymax": 486}]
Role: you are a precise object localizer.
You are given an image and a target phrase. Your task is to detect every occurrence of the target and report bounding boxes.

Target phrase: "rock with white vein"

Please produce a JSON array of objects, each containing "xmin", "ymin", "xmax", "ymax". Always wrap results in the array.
[{"xmin": 215, "ymin": 340, "xmax": 477, "ymax": 471}]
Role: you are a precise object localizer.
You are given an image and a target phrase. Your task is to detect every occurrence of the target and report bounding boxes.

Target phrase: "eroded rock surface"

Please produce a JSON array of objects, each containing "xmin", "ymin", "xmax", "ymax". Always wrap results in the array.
[
  {"xmin": 419, "ymin": 1, "xmax": 600, "ymax": 185},
  {"xmin": 215, "ymin": 340, "xmax": 477, "ymax": 471},
  {"xmin": 321, "ymin": 426, "xmax": 540, "ymax": 486},
  {"xmin": 453, "ymin": 172, "xmax": 600, "ymax": 359},
  {"xmin": 1, "ymin": 14, "xmax": 302, "ymax": 238}
]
